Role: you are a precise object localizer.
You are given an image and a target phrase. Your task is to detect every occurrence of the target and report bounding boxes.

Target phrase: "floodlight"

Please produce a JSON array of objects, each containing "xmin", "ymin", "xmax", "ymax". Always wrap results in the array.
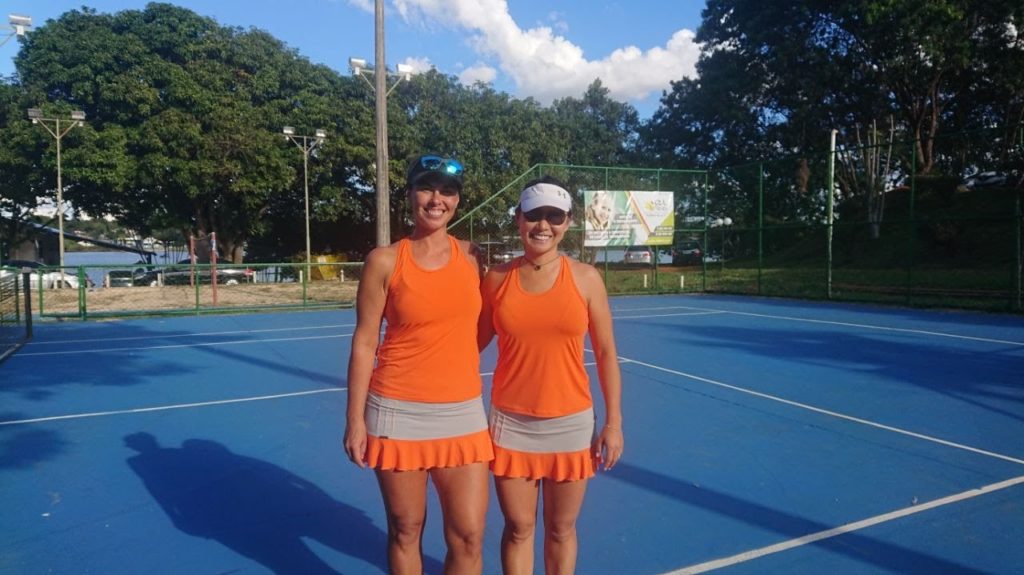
[
  {"xmin": 8, "ymin": 14, "xmax": 32, "ymax": 27},
  {"xmin": 70, "ymin": 110, "xmax": 86, "ymax": 121},
  {"xmin": 396, "ymin": 63, "xmax": 414, "ymax": 81},
  {"xmin": 282, "ymin": 126, "xmax": 295, "ymax": 136},
  {"xmin": 349, "ymin": 57, "xmax": 367, "ymax": 73},
  {"xmin": 315, "ymin": 129, "xmax": 326, "ymax": 140},
  {"xmin": 27, "ymin": 108, "xmax": 42, "ymax": 119}
]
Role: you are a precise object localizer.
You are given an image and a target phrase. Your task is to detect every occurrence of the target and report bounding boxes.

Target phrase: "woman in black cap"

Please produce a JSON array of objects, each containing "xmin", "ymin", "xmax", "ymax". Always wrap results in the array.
[{"xmin": 345, "ymin": 155, "xmax": 493, "ymax": 574}]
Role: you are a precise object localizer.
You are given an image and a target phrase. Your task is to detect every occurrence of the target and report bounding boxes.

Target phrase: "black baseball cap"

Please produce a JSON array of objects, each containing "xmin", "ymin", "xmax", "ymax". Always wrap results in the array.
[{"xmin": 406, "ymin": 154, "xmax": 465, "ymax": 192}]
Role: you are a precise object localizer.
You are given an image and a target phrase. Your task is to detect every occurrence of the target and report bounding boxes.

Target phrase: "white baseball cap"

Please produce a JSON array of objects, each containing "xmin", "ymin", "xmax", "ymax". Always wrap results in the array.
[{"xmin": 519, "ymin": 183, "xmax": 572, "ymax": 212}]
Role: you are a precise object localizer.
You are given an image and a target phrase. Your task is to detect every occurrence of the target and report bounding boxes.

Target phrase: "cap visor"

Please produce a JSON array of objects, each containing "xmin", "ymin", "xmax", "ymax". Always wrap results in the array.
[{"xmin": 410, "ymin": 172, "xmax": 462, "ymax": 190}]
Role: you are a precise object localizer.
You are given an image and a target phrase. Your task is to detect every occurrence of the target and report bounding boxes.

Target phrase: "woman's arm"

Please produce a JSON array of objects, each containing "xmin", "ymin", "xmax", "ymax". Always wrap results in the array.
[
  {"xmin": 344, "ymin": 246, "xmax": 395, "ymax": 468},
  {"xmin": 575, "ymin": 262, "xmax": 623, "ymax": 470},
  {"xmin": 477, "ymin": 269, "xmax": 504, "ymax": 352}
]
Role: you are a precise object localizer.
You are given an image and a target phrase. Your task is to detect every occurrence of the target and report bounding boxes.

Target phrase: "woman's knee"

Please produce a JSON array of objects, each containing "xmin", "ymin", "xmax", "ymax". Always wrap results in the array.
[
  {"xmin": 446, "ymin": 522, "xmax": 485, "ymax": 556},
  {"xmin": 544, "ymin": 518, "xmax": 577, "ymax": 544},
  {"xmin": 387, "ymin": 512, "xmax": 426, "ymax": 546},
  {"xmin": 503, "ymin": 516, "xmax": 536, "ymax": 545}
]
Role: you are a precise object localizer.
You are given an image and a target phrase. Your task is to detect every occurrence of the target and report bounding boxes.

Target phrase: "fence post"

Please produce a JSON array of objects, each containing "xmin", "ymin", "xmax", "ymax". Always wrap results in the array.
[
  {"xmin": 77, "ymin": 265, "xmax": 86, "ymax": 320},
  {"xmin": 1015, "ymin": 190, "xmax": 1022, "ymax": 311},
  {"xmin": 827, "ymin": 129, "xmax": 837, "ymax": 299},
  {"xmin": 22, "ymin": 271, "xmax": 32, "ymax": 339},
  {"xmin": 702, "ymin": 170, "xmax": 709, "ymax": 292},
  {"xmin": 757, "ymin": 161, "xmax": 764, "ymax": 295},
  {"xmin": 906, "ymin": 145, "xmax": 917, "ymax": 306}
]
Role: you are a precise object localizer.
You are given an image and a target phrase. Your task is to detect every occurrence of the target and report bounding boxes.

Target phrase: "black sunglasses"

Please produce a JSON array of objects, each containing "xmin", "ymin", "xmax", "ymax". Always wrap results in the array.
[
  {"xmin": 415, "ymin": 185, "xmax": 460, "ymax": 197},
  {"xmin": 523, "ymin": 208, "xmax": 568, "ymax": 225},
  {"xmin": 419, "ymin": 155, "xmax": 464, "ymax": 176}
]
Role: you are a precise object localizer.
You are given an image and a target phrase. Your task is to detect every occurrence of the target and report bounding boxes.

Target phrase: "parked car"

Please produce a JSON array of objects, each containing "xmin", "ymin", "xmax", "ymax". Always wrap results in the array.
[
  {"xmin": 623, "ymin": 246, "xmax": 654, "ymax": 266},
  {"xmin": 0, "ymin": 260, "xmax": 93, "ymax": 289},
  {"xmin": 672, "ymin": 240, "xmax": 703, "ymax": 266},
  {"xmin": 135, "ymin": 260, "xmax": 254, "ymax": 286},
  {"xmin": 959, "ymin": 171, "xmax": 1008, "ymax": 191},
  {"xmin": 478, "ymin": 241, "xmax": 516, "ymax": 265},
  {"xmin": 105, "ymin": 266, "xmax": 157, "ymax": 288}
]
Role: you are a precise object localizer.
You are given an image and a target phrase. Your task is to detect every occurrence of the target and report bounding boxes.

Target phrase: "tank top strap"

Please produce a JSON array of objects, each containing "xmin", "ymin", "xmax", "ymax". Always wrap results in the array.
[
  {"xmin": 389, "ymin": 238, "xmax": 411, "ymax": 289},
  {"xmin": 493, "ymin": 258, "xmax": 520, "ymax": 302}
]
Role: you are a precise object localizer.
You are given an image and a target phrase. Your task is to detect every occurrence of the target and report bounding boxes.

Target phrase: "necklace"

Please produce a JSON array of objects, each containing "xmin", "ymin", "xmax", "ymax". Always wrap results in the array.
[{"xmin": 522, "ymin": 254, "xmax": 559, "ymax": 271}]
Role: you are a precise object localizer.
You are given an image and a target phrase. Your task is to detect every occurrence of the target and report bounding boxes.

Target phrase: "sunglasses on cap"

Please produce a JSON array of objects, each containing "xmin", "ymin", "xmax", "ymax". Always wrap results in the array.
[
  {"xmin": 523, "ymin": 208, "xmax": 568, "ymax": 225},
  {"xmin": 418, "ymin": 155, "xmax": 464, "ymax": 177}
]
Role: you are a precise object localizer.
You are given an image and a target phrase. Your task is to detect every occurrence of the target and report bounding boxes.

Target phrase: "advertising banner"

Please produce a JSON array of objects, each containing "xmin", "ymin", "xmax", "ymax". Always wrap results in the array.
[{"xmin": 583, "ymin": 190, "xmax": 674, "ymax": 247}]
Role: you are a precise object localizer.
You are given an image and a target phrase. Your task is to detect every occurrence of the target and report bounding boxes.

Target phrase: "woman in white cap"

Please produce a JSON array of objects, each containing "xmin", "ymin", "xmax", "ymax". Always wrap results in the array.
[
  {"xmin": 345, "ymin": 155, "xmax": 494, "ymax": 574},
  {"xmin": 478, "ymin": 176, "xmax": 624, "ymax": 575}
]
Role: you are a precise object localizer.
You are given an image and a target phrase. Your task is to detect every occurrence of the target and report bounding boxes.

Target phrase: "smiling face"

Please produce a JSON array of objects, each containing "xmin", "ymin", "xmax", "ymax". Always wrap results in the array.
[
  {"xmin": 410, "ymin": 183, "xmax": 460, "ymax": 232},
  {"xmin": 517, "ymin": 207, "xmax": 571, "ymax": 257}
]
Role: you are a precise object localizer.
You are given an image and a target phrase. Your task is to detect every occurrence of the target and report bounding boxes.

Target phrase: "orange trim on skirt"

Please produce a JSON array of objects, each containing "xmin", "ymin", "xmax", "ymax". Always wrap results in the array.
[
  {"xmin": 365, "ymin": 428, "xmax": 494, "ymax": 471},
  {"xmin": 491, "ymin": 444, "xmax": 595, "ymax": 482}
]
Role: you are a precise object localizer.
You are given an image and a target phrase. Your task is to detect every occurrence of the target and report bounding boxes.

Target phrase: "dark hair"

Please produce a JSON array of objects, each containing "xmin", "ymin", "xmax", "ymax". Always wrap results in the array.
[{"xmin": 521, "ymin": 175, "xmax": 568, "ymax": 192}]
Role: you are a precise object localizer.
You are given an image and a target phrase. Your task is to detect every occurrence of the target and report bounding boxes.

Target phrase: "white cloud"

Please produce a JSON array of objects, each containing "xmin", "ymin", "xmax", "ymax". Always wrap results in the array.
[
  {"xmin": 546, "ymin": 11, "xmax": 569, "ymax": 35},
  {"xmin": 399, "ymin": 56, "xmax": 434, "ymax": 74},
  {"xmin": 459, "ymin": 64, "xmax": 497, "ymax": 85},
  {"xmin": 346, "ymin": 0, "xmax": 374, "ymax": 12},
  {"xmin": 390, "ymin": 0, "xmax": 700, "ymax": 105}
]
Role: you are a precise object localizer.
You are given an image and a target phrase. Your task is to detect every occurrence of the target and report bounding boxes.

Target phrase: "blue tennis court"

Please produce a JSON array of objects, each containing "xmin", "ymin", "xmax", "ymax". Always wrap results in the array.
[{"xmin": 2, "ymin": 294, "xmax": 1022, "ymax": 574}]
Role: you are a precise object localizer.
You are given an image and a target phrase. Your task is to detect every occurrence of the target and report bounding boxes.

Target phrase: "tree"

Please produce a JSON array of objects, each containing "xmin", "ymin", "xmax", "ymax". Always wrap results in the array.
[{"xmin": 13, "ymin": 4, "xmax": 353, "ymax": 262}]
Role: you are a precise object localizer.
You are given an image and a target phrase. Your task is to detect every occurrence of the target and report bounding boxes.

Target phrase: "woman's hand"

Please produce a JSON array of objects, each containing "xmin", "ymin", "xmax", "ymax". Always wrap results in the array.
[
  {"xmin": 593, "ymin": 425, "xmax": 623, "ymax": 471},
  {"xmin": 343, "ymin": 420, "xmax": 368, "ymax": 468}
]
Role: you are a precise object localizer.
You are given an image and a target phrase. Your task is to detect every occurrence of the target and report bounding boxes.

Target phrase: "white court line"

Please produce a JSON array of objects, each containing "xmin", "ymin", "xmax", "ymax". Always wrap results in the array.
[
  {"xmin": 664, "ymin": 474, "xmax": 1024, "ymax": 574},
  {"xmin": 26, "ymin": 323, "xmax": 357, "ymax": 346},
  {"xmin": 16, "ymin": 333, "xmax": 353, "ymax": 356},
  {"xmin": 0, "ymin": 388, "xmax": 344, "ymax": 426},
  {"xmin": 613, "ymin": 304, "xmax": 1024, "ymax": 347},
  {"xmin": 621, "ymin": 356, "xmax": 1024, "ymax": 466},
  {"xmin": 2, "ymin": 364, "xmax": 601, "ymax": 426},
  {"xmin": 615, "ymin": 311, "xmax": 726, "ymax": 320}
]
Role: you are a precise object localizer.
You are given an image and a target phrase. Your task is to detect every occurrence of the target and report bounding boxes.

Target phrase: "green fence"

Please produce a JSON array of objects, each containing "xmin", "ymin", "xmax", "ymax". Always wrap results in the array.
[
  {"xmin": 450, "ymin": 125, "xmax": 1023, "ymax": 313},
  {"xmin": 33, "ymin": 262, "xmax": 363, "ymax": 320},
  {"xmin": 1, "ymin": 269, "xmax": 31, "ymax": 361}
]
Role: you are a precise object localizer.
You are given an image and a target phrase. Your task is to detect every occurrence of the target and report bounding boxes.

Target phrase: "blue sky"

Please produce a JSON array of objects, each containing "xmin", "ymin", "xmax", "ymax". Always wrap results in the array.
[{"xmin": 2, "ymin": 0, "xmax": 706, "ymax": 118}]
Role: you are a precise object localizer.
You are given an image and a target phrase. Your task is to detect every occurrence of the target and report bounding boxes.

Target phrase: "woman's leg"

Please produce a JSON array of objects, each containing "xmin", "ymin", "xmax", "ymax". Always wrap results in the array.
[
  {"xmin": 376, "ymin": 469, "xmax": 429, "ymax": 575},
  {"xmin": 542, "ymin": 478, "xmax": 588, "ymax": 575},
  {"xmin": 431, "ymin": 462, "xmax": 490, "ymax": 575},
  {"xmin": 494, "ymin": 476, "xmax": 541, "ymax": 575}
]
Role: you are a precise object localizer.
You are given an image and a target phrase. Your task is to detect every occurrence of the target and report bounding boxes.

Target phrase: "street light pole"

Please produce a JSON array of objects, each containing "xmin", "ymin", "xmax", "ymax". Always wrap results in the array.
[
  {"xmin": 350, "ymin": 0, "xmax": 417, "ymax": 248},
  {"xmin": 283, "ymin": 127, "xmax": 326, "ymax": 269},
  {"xmin": 28, "ymin": 108, "xmax": 85, "ymax": 283},
  {"xmin": 374, "ymin": 0, "xmax": 389, "ymax": 248}
]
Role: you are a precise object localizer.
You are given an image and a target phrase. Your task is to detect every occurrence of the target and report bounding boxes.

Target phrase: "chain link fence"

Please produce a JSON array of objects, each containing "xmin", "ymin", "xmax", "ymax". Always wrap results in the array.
[
  {"xmin": 450, "ymin": 125, "xmax": 1023, "ymax": 312},
  {"xmin": 1, "ymin": 267, "xmax": 32, "ymax": 362}
]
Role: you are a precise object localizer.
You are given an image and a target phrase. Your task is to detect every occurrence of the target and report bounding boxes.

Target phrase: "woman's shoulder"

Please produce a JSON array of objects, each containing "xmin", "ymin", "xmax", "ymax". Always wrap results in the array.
[
  {"xmin": 566, "ymin": 258, "xmax": 604, "ymax": 294},
  {"xmin": 481, "ymin": 259, "xmax": 516, "ymax": 292},
  {"xmin": 364, "ymin": 243, "xmax": 400, "ymax": 270}
]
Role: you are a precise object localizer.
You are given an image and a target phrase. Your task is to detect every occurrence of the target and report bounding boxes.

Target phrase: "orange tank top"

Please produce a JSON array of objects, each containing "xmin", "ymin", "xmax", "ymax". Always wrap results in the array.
[
  {"xmin": 490, "ymin": 256, "xmax": 592, "ymax": 417},
  {"xmin": 370, "ymin": 236, "xmax": 483, "ymax": 402}
]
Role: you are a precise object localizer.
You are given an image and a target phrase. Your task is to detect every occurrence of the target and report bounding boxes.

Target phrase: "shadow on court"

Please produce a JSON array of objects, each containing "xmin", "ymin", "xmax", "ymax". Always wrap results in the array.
[
  {"xmin": 611, "ymin": 461, "xmax": 986, "ymax": 574},
  {"xmin": 0, "ymin": 417, "xmax": 67, "ymax": 470},
  {"xmin": 124, "ymin": 432, "xmax": 436, "ymax": 574}
]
